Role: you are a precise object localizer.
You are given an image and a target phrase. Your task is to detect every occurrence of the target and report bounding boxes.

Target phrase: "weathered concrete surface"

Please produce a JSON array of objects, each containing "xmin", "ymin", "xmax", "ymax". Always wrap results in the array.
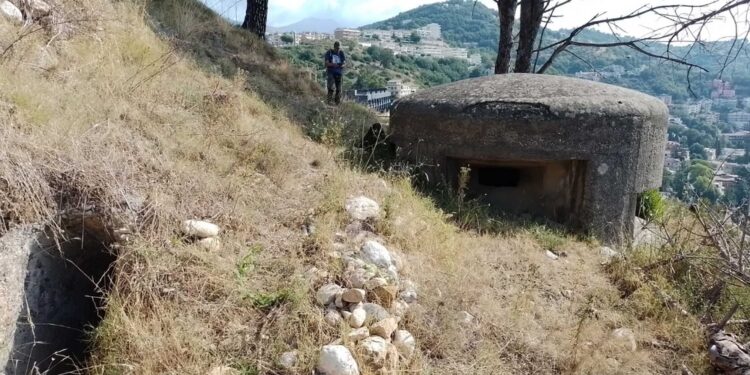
[
  {"xmin": 0, "ymin": 228, "xmax": 35, "ymax": 372},
  {"xmin": 390, "ymin": 73, "xmax": 669, "ymax": 244},
  {"xmin": 2, "ymin": 227, "xmax": 115, "ymax": 374}
]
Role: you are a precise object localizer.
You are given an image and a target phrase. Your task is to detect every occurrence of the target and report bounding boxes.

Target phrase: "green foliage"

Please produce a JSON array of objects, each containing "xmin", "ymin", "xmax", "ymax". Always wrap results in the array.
[
  {"xmin": 236, "ymin": 245, "xmax": 263, "ymax": 278},
  {"xmin": 409, "ymin": 31, "xmax": 421, "ymax": 44},
  {"xmin": 670, "ymin": 160, "xmax": 720, "ymax": 203},
  {"xmin": 366, "ymin": 45, "xmax": 395, "ymax": 68},
  {"xmin": 246, "ymin": 289, "xmax": 297, "ymax": 310},
  {"xmin": 231, "ymin": 362, "xmax": 260, "ymax": 375},
  {"xmin": 280, "ymin": 34, "xmax": 294, "ymax": 44},
  {"xmin": 282, "ymin": 42, "xmax": 472, "ymax": 89},
  {"xmin": 689, "ymin": 143, "xmax": 708, "ymax": 160},
  {"xmin": 637, "ymin": 189, "xmax": 666, "ymax": 220}
]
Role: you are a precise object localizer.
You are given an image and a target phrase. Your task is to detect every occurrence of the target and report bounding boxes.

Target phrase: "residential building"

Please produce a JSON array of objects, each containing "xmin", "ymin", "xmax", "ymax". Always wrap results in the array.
[
  {"xmin": 728, "ymin": 111, "xmax": 750, "ymax": 129},
  {"xmin": 334, "ymin": 28, "xmax": 361, "ymax": 40},
  {"xmin": 664, "ymin": 157, "xmax": 682, "ymax": 171},
  {"xmin": 720, "ymin": 148, "xmax": 747, "ymax": 159},
  {"xmin": 714, "ymin": 98, "xmax": 738, "ymax": 109},
  {"xmin": 668, "ymin": 116, "xmax": 686, "ymax": 128},
  {"xmin": 725, "ymin": 131, "xmax": 750, "ymax": 143},
  {"xmin": 671, "ymin": 103, "xmax": 701, "ymax": 118},
  {"xmin": 698, "ymin": 99, "xmax": 713, "ymax": 112},
  {"xmin": 468, "ymin": 53, "xmax": 482, "ymax": 66},
  {"xmin": 387, "ymin": 79, "xmax": 416, "ymax": 98},
  {"xmin": 350, "ymin": 89, "xmax": 392, "ymax": 113},
  {"xmin": 574, "ymin": 71, "xmax": 602, "ymax": 82},
  {"xmin": 696, "ymin": 112, "xmax": 720, "ymax": 125},
  {"xmin": 713, "ymin": 172, "xmax": 740, "ymax": 194},
  {"xmin": 712, "ymin": 79, "xmax": 736, "ymax": 99}
]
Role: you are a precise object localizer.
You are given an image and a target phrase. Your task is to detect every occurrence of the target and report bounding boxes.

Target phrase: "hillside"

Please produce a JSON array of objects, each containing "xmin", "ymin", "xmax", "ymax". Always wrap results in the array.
[
  {"xmin": 0, "ymin": 0, "xmax": 733, "ymax": 374},
  {"xmin": 362, "ymin": 0, "xmax": 500, "ymax": 51}
]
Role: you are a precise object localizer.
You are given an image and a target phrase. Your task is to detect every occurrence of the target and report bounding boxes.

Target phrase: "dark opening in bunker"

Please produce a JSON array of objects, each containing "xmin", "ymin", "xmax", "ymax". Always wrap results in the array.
[
  {"xmin": 477, "ymin": 167, "xmax": 521, "ymax": 187},
  {"xmin": 453, "ymin": 158, "xmax": 588, "ymax": 225},
  {"xmin": 4, "ymin": 222, "xmax": 116, "ymax": 375}
]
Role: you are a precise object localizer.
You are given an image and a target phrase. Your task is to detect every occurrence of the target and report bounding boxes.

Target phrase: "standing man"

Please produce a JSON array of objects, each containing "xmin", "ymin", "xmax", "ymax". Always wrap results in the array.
[{"xmin": 325, "ymin": 41, "xmax": 346, "ymax": 105}]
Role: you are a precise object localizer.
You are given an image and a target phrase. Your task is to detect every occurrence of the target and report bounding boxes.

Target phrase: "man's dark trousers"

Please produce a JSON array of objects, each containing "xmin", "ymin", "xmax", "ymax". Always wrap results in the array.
[{"xmin": 327, "ymin": 72, "xmax": 342, "ymax": 105}]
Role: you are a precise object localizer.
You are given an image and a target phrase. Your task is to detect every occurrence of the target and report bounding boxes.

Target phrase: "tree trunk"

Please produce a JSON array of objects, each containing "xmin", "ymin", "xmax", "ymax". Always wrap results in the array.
[
  {"xmin": 494, "ymin": 0, "xmax": 517, "ymax": 74},
  {"xmin": 242, "ymin": 0, "xmax": 268, "ymax": 39},
  {"xmin": 515, "ymin": 0, "xmax": 544, "ymax": 73}
]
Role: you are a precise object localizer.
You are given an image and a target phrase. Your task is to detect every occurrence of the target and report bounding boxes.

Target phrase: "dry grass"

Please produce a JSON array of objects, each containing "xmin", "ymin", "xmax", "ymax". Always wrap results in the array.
[{"xmin": 0, "ymin": 1, "xmax": 709, "ymax": 374}]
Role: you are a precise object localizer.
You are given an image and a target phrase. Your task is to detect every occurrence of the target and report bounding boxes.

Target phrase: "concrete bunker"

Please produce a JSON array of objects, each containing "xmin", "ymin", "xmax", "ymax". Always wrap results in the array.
[
  {"xmin": 390, "ymin": 74, "xmax": 669, "ymax": 244},
  {"xmin": 1, "ymin": 219, "xmax": 116, "ymax": 374}
]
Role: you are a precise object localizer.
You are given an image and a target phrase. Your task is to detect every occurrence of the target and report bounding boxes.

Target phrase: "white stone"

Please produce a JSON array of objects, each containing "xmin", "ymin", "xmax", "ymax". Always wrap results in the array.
[
  {"xmin": 545, "ymin": 250, "xmax": 559, "ymax": 260},
  {"xmin": 349, "ymin": 305, "xmax": 366, "ymax": 328},
  {"xmin": 399, "ymin": 280, "xmax": 418, "ymax": 304},
  {"xmin": 611, "ymin": 328, "xmax": 637, "ymax": 352},
  {"xmin": 0, "ymin": 1, "xmax": 22, "ymax": 23},
  {"xmin": 458, "ymin": 311, "xmax": 475, "ymax": 325},
  {"xmin": 344, "ymin": 268, "xmax": 373, "ymax": 289},
  {"xmin": 384, "ymin": 265, "xmax": 400, "ymax": 283},
  {"xmin": 317, "ymin": 284, "xmax": 343, "ymax": 306},
  {"xmin": 359, "ymin": 336, "xmax": 389, "ymax": 366},
  {"xmin": 365, "ymin": 277, "xmax": 388, "ymax": 291},
  {"xmin": 344, "ymin": 256, "xmax": 366, "ymax": 270},
  {"xmin": 198, "ymin": 237, "xmax": 221, "ymax": 251},
  {"xmin": 370, "ymin": 317, "xmax": 398, "ymax": 339},
  {"xmin": 335, "ymin": 291, "xmax": 345, "ymax": 308},
  {"xmin": 393, "ymin": 330, "xmax": 416, "ymax": 359},
  {"xmin": 303, "ymin": 267, "xmax": 328, "ymax": 284},
  {"xmin": 325, "ymin": 309, "xmax": 343, "ymax": 327},
  {"xmin": 279, "ymin": 350, "xmax": 298, "ymax": 370},
  {"xmin": 347, "ymin": 327, "xmax": 370, "ymax": 342},
  {"xmin": 390, "ymin": 250, "xmax": 404, "ymax": 271},
  {"xmin": 345, "ymin": 196, "xmax": 380, "ymax": 221},
  {"xmin": 390, "ymin": 300, "xmax": 409, "ymax": 317},
  {"xmin": 181, "ymin": 220, "xmax": 220, "ymax": 238},
  {"xmin": 360, "ymin": 241, "xmax": 393, "ymax": 269},
  {"xmin": 363, "ymin": 303, "xmax": 391, "ymax": 322},
  {"xmin": 600, "ymin": 246, "xmax": 619, "ymax": 259},
  {"xmin": 28, "ymin": 0, "xmax": 50, "ymax": 18},
  {"xmin": 342, "ymin": 288, "xmax": 366, "ymax": 303},
  {"xmin": 317, "ymin": 345, "xmax": 360, "ymax": 375}
]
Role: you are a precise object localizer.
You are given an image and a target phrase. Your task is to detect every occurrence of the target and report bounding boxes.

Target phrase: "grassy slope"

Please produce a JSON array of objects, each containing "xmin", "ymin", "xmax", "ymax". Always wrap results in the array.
[{"xmin": 0, "ymin": 0, "xmax": 708, "ymax": 374}]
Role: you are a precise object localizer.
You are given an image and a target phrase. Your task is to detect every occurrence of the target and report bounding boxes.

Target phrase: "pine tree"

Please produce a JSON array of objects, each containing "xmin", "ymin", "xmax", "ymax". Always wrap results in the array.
[{"xmin": 242, "ymin": 0, "xmax": 268, "ymax": 39}]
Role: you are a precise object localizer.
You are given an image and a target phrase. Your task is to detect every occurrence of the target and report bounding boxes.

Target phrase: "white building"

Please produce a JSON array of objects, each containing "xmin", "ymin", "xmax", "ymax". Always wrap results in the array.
[
  {"xmin": 575, "ymin": 71, "xmax": 603, "ymax": 81},
  {"xmin": 334, "ymin": 28, "xmax": 361, "ymax": 40},
  {"xmin": 671, "ymin": 103, "xmax": 701, "ymax": 118},
  {"xmin": 387, "ymin": 79, "xmax": 416, "ymax": 98},
  {"xmin": 696, "ymin": 112, "xmax": 720, "ymax": 126},
  {"xmin": 728, "ymin": 111, "xmax": 750, "ymax": 129}
]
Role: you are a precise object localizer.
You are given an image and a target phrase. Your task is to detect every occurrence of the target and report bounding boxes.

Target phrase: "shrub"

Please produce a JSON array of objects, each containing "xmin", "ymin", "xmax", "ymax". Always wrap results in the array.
[{"xmin": 637, "ymin": 189, "xmax": 665, "ymax": 220}]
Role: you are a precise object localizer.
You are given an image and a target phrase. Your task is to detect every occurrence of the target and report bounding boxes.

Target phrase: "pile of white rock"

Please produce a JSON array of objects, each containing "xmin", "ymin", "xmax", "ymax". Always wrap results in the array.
[
  {"xmin": 306, "ymin": 196, "xmax": 419, "ymax": 375},
  {"xmin": 181, "ymin": 219, "xmax": 222, "ymax": 251}
]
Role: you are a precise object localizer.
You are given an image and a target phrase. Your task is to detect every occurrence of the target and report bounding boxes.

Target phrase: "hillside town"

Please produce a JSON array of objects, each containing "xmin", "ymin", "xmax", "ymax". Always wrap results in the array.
[
  {"xmin": 268, "ymin": 23, "xmax": 482, "ymax": 64},
  {"xmin": 650, "ymin": 79, "xmax": 749, "ymax": 196}
]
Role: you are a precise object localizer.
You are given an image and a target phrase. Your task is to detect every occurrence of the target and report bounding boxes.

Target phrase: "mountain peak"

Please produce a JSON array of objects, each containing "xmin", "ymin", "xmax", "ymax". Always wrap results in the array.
[{"xmin": 269, "ymin": 17, "xmax": 350, "ymax": 34}]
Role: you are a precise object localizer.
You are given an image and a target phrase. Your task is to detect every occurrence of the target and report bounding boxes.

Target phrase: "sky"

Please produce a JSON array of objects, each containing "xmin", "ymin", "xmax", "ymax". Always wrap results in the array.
[{"xmin": 201, "ymin": 0, "xmax": 747, "ymax": 39}]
